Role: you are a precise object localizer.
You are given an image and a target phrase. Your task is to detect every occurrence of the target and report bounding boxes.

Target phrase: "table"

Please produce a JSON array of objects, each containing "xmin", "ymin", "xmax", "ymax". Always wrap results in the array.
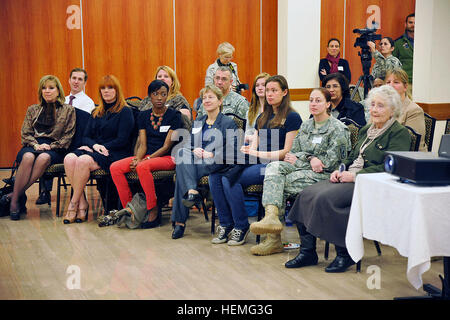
[{"xmin": 345, "ymin": 172, "xmax": 450, "ymax": 291}]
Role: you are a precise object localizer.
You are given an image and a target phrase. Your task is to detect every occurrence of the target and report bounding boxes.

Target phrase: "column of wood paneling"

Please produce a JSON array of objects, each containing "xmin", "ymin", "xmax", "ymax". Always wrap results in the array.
[
  {"xmin": 175, "ymin": 0, "xmax": 263, "ymax": 108},
  {"xmin": 0, "ymin": 0, "xmax": 83, "ymax": 167},
  {"xmin": 82, "ymin": 0, "xmax": 175, "ymax": 102},
  {"xmin": 261, "ymin": 0, "xmax": 278, "ymax": 77},
  {"xmin": 320, "ymin": 0, "xmax": 346, "ymax": 60}
]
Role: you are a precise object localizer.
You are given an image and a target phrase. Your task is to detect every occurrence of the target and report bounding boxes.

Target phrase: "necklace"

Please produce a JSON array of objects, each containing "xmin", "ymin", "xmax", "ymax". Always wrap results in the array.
[
  {"xmin": 150, "ymin": 110, "xmax": 164, "ymax": 130},
  {"xmin": 206, "ymin": 119, "xmax": 216, "ymax": 129}
]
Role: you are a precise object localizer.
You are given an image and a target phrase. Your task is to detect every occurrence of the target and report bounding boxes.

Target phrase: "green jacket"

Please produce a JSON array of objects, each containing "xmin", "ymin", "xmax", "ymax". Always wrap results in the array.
[
  {"xmin": 392, "ymin": 34, "xmax": 414, "ymax": 82},
  {"xmin": 344, "ymin": 121, "xmax": 411, "ymax": 174}
]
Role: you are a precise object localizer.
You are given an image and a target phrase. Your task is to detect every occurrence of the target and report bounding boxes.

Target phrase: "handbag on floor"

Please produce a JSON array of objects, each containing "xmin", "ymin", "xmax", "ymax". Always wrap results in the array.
[
  {"xmin": 0, "ymin": 161, "xmax": 18, "ymax": 217},
  {"xmin": 116, "ymin": 192, "xmax": 149, "ymax": 229}
]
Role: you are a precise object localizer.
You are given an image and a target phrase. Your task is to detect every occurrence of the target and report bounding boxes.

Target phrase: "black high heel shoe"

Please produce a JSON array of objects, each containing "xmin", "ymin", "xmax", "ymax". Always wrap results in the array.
[
  {"xmin": 19, "ymin": 194, "xmax": 27, "ymax": 214},
  {"xmin": 141, "ymin": 207, "xmax": 161, "ymax": 229}
]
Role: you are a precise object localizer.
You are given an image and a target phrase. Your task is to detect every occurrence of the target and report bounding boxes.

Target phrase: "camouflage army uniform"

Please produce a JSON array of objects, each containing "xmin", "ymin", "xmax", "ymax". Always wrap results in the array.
[
  {"xmin": 197, "ymin": 90, "xmax": 249, "ymax": 120},
  {"xmin": 261, "ymin": 116, "xmax": 351, "ymax": 212},
  {"xmin": 371, "ymin": 50, "xmax": 402, "ymax": 80}
]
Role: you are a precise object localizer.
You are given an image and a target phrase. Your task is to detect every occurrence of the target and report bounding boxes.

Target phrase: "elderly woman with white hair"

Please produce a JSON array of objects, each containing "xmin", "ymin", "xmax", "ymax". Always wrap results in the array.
[
  {"xmin": 286, "ymin": 85, "xmax": 411, "ymax": 273},
  {"xmin": 205, "ymin": 42, "xmax": 241, "ymax": 92}
]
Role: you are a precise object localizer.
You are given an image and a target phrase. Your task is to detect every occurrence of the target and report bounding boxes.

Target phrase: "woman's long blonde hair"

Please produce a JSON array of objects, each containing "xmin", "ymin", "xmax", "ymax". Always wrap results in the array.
[
  {"xmin": 38, "ymin": 75, "xmax": 65, "ymax": 105},
  {"xmin": 248, "ymin": 72, "xmax": 270, "ymax": 127},
  {"xmin": 92, "ymin": 75, "xmax": 127, "ymax": 118},
  {"xmin": 385, "ymin": 68, "xmax": 412, "ymax": 100},
  {"xmin": 154, "ymin": 65, "xmax": 182, "ymax": 101}
]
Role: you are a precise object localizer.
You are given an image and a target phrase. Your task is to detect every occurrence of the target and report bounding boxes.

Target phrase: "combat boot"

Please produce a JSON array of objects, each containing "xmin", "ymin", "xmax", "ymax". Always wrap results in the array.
[
  {"xmin": 250, "ymin": 204, "xmax": 283, "ymax": 235},
  {"xmin": 250, "ymin": 233, "xmax": 284, "ymax": 256}
]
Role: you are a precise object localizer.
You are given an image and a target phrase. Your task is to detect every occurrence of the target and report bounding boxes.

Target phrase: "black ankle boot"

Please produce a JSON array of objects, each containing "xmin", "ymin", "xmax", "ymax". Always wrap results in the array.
[
  {"xmin": 285, "ymin": 223, "xmax": 318, "ymax": 268},
  {"xmin": 325, "ymin": 245, "xmax": 355, "ymax": 273}
]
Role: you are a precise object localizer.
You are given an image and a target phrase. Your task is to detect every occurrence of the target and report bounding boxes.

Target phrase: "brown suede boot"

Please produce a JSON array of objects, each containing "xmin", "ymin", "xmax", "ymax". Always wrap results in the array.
[
  {"xmin": 250, "ymin": 233, "xmax": 284, "ymax": 256},
  {"xmin": 250, "ymin": 204, "xmax": 283, "ymax": 235}
]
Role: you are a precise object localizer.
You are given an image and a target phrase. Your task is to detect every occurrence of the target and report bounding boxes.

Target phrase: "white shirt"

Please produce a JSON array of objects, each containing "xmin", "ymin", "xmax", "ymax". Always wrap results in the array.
[{"xmin": 65, "ymin": 91, "xmax": 95, "ymax": 114}]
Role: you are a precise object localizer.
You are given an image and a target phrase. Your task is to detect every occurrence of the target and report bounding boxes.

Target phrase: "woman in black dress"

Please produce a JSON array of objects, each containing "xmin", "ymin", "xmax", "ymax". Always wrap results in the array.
[{"xmin": 63, "ymin": 75, "xmax": 134, "ymax": 224}]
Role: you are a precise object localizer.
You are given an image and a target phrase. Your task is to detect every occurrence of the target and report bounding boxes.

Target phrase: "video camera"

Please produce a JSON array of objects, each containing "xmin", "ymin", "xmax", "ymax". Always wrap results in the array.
[
  {"xmin": 351, "ymin": 25, "xmax": 382, "ymax": 100},
  {"xmin": 235, "ymin": 83, "xmax": 249, "ymax": 95},
  {"xmin": 353, "ymin": 27, "xmax": 382, "ymax": 49}
]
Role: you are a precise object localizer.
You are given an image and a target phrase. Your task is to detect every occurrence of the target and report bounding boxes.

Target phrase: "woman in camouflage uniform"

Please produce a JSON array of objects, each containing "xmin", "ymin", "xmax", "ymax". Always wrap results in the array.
[
  {"xmin": 250, "ymin": 88, "xmax": 351, "ymax": 256},
  {"xmin": 368, "ymin": 37, "xmax": 402, "ymax": 81}
]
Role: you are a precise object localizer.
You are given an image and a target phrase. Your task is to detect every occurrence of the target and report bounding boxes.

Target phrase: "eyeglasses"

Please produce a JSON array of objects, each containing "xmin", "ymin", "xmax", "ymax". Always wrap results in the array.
[{"xmin": 214, "ymin": 76, "xmax": 230, "ymax": 82}]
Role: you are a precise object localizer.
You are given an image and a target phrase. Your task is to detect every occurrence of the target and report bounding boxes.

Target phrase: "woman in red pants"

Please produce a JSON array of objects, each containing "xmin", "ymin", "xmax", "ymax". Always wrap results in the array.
[{"xmin": 110, "ymin": 80, "xmax": 182, "ymax": 228}]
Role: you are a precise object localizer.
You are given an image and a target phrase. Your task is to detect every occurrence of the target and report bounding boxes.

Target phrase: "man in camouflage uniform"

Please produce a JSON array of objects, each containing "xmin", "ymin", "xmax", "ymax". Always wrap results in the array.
[
  {"xmin": 250, "ymin": 116, "xmax": 351, "ymax": 256},
  {"xmin": 196, "ymin": 67, "xmax": 249, "ymax": 120}
]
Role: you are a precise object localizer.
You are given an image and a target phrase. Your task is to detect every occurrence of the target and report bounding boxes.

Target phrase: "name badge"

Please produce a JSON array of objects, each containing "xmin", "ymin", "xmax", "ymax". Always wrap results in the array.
[
  {"xmin": 192, "ymin": 127, "xmax": 202, "ymax": 134},
  {"xmin": 312, "ymin": 136, "xmax": 323, "ymax": 144},
  {"xmin": 338, "ymin": 66, "xmax": 344, "ymax": 71},
  {"xmin": 159, "ymin": 125, "xmax": 170, "ymax": 133}
]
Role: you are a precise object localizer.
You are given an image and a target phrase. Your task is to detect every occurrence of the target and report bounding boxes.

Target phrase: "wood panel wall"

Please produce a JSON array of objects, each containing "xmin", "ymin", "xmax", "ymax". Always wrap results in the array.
[
  {"xmin": 0, "ymin": 0, "xmax": 83, "ymax": 167},
  {"xmin": 320, "ymin": 0, "xmax": 416, "ymax": 84},
  {"xmin": 0, "ymin": 0, "xmax": 277, "ymax": 167}
]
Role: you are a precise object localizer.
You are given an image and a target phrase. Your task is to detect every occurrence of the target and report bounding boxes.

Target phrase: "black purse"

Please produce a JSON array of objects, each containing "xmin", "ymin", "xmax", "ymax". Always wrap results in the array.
[{"xmin": 0, "ymin": 161, "xmax": 18, "ymax": 216}]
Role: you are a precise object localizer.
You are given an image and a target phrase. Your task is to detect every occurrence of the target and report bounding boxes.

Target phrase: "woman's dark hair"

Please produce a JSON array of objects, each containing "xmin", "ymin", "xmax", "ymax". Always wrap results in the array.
[
  {"xmin": 382, "ymin": 36, "xmax": 395, "ymax": 48},
  {"xmin": 322, "ymin": 72, "xmax": 350, "ymax": 99},
  {"xmin": 148, "ymin": 79, "xmax": 169, "ymax": 96},
  {"xmin": 327, "ymin": 38, "xmax": 341, "ymax": 46},
  {"xmin": 257, "ymin": 75, "xmax": 294, "ymax": 130}
]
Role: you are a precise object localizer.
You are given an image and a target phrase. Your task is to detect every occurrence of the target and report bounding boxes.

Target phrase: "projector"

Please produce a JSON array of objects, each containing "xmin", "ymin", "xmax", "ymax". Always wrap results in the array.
[{"xmin": 384, "ymin": 135, "xmax": 450, "ymax": 185}]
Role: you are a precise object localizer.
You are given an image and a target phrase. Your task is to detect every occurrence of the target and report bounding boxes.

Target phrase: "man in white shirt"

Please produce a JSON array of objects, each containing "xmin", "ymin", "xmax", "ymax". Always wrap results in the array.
[
  {"xmin": 65, "ymin": 68, "xmax": 95, "ymax": 113},
  {"xmin": 36, "ymin": 68, "xmax": 95, "ymax": 205}
]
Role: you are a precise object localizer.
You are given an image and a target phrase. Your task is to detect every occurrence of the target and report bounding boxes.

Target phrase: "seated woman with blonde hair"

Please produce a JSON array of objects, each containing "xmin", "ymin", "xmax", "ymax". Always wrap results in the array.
[
  {"xmin": 385, "ymin": 68, "xmax": 427, "ymax": 151},
  {"xmin": 171, "ymin": 84, "xmax": 238, "ymax": 240},
  {"xmin": 0, "ymin": 75, "xmax": 75, "ymax": 220},
  {"xmin": 63, "ymin": 75, "xmax": 134, "ymax": 224}
]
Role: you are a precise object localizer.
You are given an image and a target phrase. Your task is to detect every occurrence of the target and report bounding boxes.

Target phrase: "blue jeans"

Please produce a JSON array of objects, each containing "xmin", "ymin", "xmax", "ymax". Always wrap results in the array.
[
  {"xmin": 171, "ymin": 148, "xmax": 223, "ymax": 224},
  {"xmin": 209, "ymin": 164, "xmax": 266, "ymax": 230}
]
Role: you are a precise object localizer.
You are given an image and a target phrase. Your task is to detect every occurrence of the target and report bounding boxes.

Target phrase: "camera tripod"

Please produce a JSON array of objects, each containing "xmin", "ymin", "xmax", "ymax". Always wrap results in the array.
[{"xmin": 351, "ymin": 47, "xmax": 374, "ymax": 101}]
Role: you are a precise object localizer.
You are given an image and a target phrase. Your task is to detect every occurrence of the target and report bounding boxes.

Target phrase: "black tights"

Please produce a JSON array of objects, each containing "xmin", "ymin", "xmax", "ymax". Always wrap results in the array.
[{"xmin": 9, "ymin": 152, "xmax": 50, "ymax": 211}]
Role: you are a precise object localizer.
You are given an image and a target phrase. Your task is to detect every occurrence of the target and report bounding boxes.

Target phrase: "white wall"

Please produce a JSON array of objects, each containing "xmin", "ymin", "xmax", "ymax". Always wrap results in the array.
[
  {"xmin": 278, "ymin": 0, "xmax": 321, "ymax": 120},
  {"xmin": 414, "ymin": 0, "xmax": 450, "ymax": 151},
  {"xmin": 278, "ymin": 0, "xmax": 321, "ymax": 88},
  {"xmin": 414, "ymin": 0, "xmax": 450, "ymax": 103}
]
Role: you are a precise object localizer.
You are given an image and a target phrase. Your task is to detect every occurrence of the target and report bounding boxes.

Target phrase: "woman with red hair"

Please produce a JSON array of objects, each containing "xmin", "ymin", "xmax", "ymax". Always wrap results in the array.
[{"xmin": 62, "ymin": 75, "xmax": 134, "ymax": 224}]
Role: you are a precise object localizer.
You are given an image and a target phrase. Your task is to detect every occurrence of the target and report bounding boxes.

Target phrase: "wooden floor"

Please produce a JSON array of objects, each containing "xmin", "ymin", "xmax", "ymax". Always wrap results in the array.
[{"xmin": 0, "ymin": 170, "xmax": 444, "ymax": 300}]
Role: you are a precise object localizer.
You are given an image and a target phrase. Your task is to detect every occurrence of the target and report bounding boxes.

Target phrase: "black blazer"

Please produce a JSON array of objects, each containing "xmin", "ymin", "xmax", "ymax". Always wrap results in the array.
[
  {"xmin": 319, "ymin": 58, "xmax": 351, "ymax": 83},
  {"xmin": 82, "ymin": 106, "xmax": 135, "ymax": 163},
  {"xmin": 333, "ymin": 98, "xmax": 366, "ymax": 127},
  {"xmin": 189, "ymin": 112, "xmax": 239, "ymax": 172}
]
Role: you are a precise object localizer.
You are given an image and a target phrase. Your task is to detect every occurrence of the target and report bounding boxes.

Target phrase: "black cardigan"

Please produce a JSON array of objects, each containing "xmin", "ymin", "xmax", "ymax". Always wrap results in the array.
[{"xmin": 319, "ymin": 58, "xmax": 352, "ymax": 84}]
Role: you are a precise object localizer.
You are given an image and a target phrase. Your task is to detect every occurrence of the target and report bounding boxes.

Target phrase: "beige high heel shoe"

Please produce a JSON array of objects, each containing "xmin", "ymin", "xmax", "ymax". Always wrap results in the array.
[{"xmin": 63, "ymin": 202, "xmax": 78, "ymax": 224}]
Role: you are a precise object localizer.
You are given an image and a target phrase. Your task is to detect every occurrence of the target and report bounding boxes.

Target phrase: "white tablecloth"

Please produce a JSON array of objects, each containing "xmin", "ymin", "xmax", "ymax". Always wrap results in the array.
[{"xmin": 346, "ymin": 172, "xmax": 450, "ymax": 290}]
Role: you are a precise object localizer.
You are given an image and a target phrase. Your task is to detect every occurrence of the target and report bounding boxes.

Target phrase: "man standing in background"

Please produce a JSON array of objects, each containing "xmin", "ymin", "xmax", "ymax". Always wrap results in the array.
[{"xmin": 393, "ymin": 13, "xmax": 415, "ymax": 96}]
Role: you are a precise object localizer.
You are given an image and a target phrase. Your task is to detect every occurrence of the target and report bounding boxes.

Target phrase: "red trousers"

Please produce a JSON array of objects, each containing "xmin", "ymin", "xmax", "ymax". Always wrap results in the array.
[{"xmin": 110, "ymin": 155, "xmax": 175, "ymax": 210}]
